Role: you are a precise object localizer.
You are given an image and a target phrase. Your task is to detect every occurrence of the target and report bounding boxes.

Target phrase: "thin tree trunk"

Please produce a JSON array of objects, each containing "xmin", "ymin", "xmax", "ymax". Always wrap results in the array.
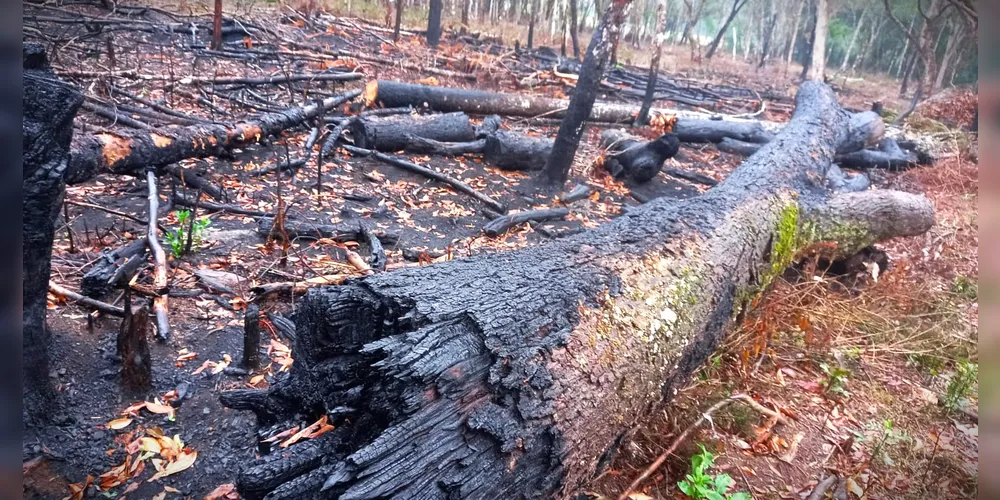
[
  {"xmin": 933, "ymin": 20, "xmax": 961, "ymax": 92},
  {"xmin": 528, "ymin": 0, "xmax": 539, "ymax": 48},
  {"xmin": 891, "ymin": 17, "xmax": 916, "ymax": 76},
  {"xmin": 806, "ymin": 0, "xmax": 828, "ymax": 81},
  {"xmin": 635, "ymin": 0, "xmax": 667, "ymax": 126},
  {"xmin": 211, "ymin": 0, "xmax": 223, "ymax": 50},
  {"xmin": 569, "ymin": 0, "xmax": 581, "ymax": 59},
  {"xmin": 705, "ymin": 0, "xmax": 748, "ymax": 59},
  {"xmin": 785, "ymin": 1, "xmax": 804, "ymax": 74},
  {"xmin": 839, "ymin": 8, "xmax": 866, "ymax": 72},
  {"xmin": 855, "ymin": 18, "xmax": 883, "ymax": 72},
  {"xmin": 542, "ymin": 0, "xmax": 635, "ymax": 185},
  {"xmin": 461, "ymin": 0, "xmax": 469, "ymax": 25},
  {"xmin": 758, "ymin": 0, "xmax": 777, "ymax": 68},
  {"xmin": 393, "ymin": 0, "xmax": 403, "ymax": 40},
  {"xmin": 427, "ymin": 0, "xmax": 443, "ymax": 47}
]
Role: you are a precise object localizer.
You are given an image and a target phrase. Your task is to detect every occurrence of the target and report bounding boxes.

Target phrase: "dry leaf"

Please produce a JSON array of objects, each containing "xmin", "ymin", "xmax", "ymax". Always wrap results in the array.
[
  {"xmin": 148, "ymin": 449, "xmax": 197, "ymax": 481},
  {"xmin": 66, "ymin": 475, "xmax": 93, "ymax": 500},
  {"xmin": 107, "ymin": 417, "xmax": 134, "ymax": 430},
  {"xmin": 627, "ymin": 494, "xmax": 654, "ymax": 500},
  {"xmin": 204, "ymin": 483, "xmax": 238, "ymax": 500}
]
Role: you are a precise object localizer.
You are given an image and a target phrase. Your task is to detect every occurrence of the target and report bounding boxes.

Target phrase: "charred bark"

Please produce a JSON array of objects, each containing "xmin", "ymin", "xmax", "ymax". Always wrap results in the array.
[
  {"xmin": 23, "ymin": 44, "xmax": 84, "ymax": 424},
  {"xmin": 482, "ymin": 207, "xmax": 570, "ymax": 236},
  {"xmin": 542, "ymin": 0, "xmax": 635, "ymax": 185},
  {"xmin": 67, "ymin": 89, "xmax": 361, "ymax": 184},
  {"xmin": 427, "ymin": 0, "xmax": 443, "ymax": 47},
  {"xmin": 364, "ymin": 80, "xmax": 703, "ymax": 124},
  {"xmin": 117, "ymin": 295, "xmax": 152, "ymax": 393},
  {"xmin": 600, "ymin": 129, "xmax": 680, "ymax": 183},
  {"xmin": 243, "ymin": 303, "xmax": 262, "ymax": 371},
  {"xmin": 81, "ymin": 237, "xmax": 149, "ymax": 297},
  {"xmin": 221, "ymin": 83, "xmax": 935, "ymax": 499},
  {"xmin": 482, "ymin": 131, "xmax": 555, "ymax": 171},
  {"xmin": 348, "ymin": 112, "xmax": 476, "ymax": 152}
]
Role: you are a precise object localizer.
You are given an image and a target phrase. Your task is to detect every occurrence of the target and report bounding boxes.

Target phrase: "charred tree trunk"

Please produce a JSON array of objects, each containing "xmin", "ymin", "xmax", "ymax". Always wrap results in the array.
[
  {"xmin": 117, "ymin": 295, "xmax": 152, "ymax": 394},
  {"xmin": 482, "ymin": 131, "xmax": 555, "ymax": 170},
  {"xmin": 243, "ymin": 303, "xmax": 262, "ymax": 371},
  {"xmin": 704, "ymin": 0, "xmax": 749, "ymax": 60},
  {"xmin": 81, "ymin": 237, "xmax": 149, "ymax": 297},
  {"xmin": 348, "ymin": 112, "xmax": 476, "ymax": 152},
  {"xmin": 569, "ymin": 0, "xmax": 581, "ymax": 59},
  {"xmin": 600, "ymin": 129, "xmax": 680, "ymax": 183},
  {"xmin": 68, "ymin": 90, "xmax": 361, "ymax": 184},
  {"xmin": 542, "ymin": 0, "xmax": 635, "ymax": 185},
  {"xmin": 221, "ymin": 82, "xmax": 934, "ymax": 500},
  {"xmin": 527, "ymin": 0, "xmax": 539, "ymax": 49},
  {"xmin": 393, "ymin": 0, "xmax": 404, "ymax": 40},
  {"xmin": 211, "ymin": 0, "xmax": 224, "ymax": 50},
  {"xmin": 23, "ymin": 44, "xmax": 84, "ymax": 425},
  {"xmin": 364, "ymin": 80, "xmax": 711, "ymax": 123},
  {"xmin": 635, "ymin": 0, "xmax": 667, "ymax": 127},
  {"xmin": 428, "ymin": 0, "xmax": 444, "ymax": 47}
]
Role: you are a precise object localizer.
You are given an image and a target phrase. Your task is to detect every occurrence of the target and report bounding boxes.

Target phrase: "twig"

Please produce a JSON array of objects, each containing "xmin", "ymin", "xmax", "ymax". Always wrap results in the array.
[
  {"xmin": 342, "ymin": 144, "xmax": 507, "ymax": 213},
  {"xmin": 618, "ymin": 394, "xmax": 787, "ymax": 500},
  {"xmin": 145, "ymin": 170, "xmax": 171, "ymax": 341},
  {"xmin": 807, "ymin": 474, "xmax": 839, "ymax": 500},
  {"xmin": 49, "ymin": 282, "xmax": 125, "ymax": 317},
  {"xmin": 171, "ymin": 195, "xmax": 271, "ymax": 217}
]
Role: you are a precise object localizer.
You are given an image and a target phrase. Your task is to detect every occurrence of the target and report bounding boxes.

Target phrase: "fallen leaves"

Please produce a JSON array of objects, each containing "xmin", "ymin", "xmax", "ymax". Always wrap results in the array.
[
  {"xmin": 280, "ymin": 415, "xmax": 336, "ymax": 448},
  {"xmin": 192, "ymin": 354, "xmax": 232, "ymax": 375},
  {"xmin": 107, "ymin": 417, "xmax": 134, "ymax": 430},
  {"xmin": 205, "ymin": 483, "xmax": 239, "ymax": 500},
  {"xmin": 149, "ymin": 449, "xmax": 197, "ymax": 481}
]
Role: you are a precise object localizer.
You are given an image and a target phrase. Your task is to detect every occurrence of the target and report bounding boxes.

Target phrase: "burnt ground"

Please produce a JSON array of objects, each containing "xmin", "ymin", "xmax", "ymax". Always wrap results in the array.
[{"xmin": 22, "ymin": 2, "xmax": 977, "ymax": 500}]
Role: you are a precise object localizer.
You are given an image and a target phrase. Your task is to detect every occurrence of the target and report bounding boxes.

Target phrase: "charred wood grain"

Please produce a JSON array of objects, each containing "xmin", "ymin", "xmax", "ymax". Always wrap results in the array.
[
  {"xmin": 600, "ymin": 129, "xmax": 680, "ymax": 183},
  {"xmin": 81, "ymin": 237, "xmax": 149, "ymax": 297},
  {"xmin": 348, "ymin": 112, "xmax": 476, "ymax": 152},
  {"xmin": 482, "ymin": 130, "xmax": 554, "ymax": 171}
]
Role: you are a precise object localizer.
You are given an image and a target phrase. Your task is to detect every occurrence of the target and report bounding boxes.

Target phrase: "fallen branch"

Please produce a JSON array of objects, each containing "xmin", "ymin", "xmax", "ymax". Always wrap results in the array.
[
  {"xmin": 145, "ymin": 171, "xmax": 170, "ymax": 341},
  {"xmin": 80, "ymin": 237, "xmax": 149, "ymax": 298},
  {"xmin": 67, "ymin": 89, "xmax": 362, "ymax": 184},
  {"xmin": 342, "ymin": 144, "xmax": 507, "ymax": 213},
  {"xmin": 64, "ymin": 200, "xmax": 165, "ymax": 232},
  {"xmin": 258, "ymin": 217, "xmax": 400, "ymax": 245},
  {"xmin": 172, "ymin": 195, "xmax": 272, "ymax": 217},
  {"xmin": 482, "ymin": 208, "xmax": 570, "ymax": 237},
  {"xmin": 49, "ymin": 282, "xmax": 125, "ymax": 316},
  {"xmin": 164, "ymin": 164, "xmax": 224, "ymax": 201},
  {"xmin": 248, "ymin": 158, "xmax": 308, "ymax": 176}
]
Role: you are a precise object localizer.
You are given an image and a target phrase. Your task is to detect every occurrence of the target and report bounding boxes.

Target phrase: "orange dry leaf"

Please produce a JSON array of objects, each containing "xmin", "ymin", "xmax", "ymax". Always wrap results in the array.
[
  {"xmin": 176, "ymin": 352, "xmax": 198, "ymax": 362},
  {"xmin": 148, "ymin": 449, "xmax": 197, "ymax": 481},
  {"xmin": 281, "ymin": 415, "xmax": 335, "ymax": 448},
  {"xmin": 205, "ymin": 483, "xmax": 239, "ymax": 500},
  {"xmin": 416, "ymin": 76, "xmax": 440, "ymax": 86},
  {"xmin": 66, "ymin": 475, "xmax": 93, "ymax": 500},
  {"xmin": 262, "ymin": 425, "xmax": 300, "ymax": 444},
  {"xmin": 107, "ymin": 417, "xmax": 133, "ymax": 430}
]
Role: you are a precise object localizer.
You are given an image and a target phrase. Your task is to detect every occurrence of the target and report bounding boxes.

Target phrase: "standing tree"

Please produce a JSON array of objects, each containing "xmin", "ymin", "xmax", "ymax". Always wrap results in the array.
[
  {"xmin": 704, "ymin": 0, "xmax": 750, "ymax": 60},
  {"xmin": 527, "ymin": 0, "xmax": 540, "ymax": 49},
  {"xmin": 883, "ymin": 0, "xmax": 948, "ymax": 97},
  {"xmin": 785, "ymin": 1, "xmax": 805, "ymax": 74},
  {"xmin": 427, "ymin": 0, "xmax": 444, "ymax": 47},
  {"xmin": 211, "ymin": 0, "xmax": 223, "ymax": 50},
  {"xmin": 635, "ymin": 0, "xmax": 667, "ymax": 127},
  {"xmin": 838, "ymin": 6, "xmax": 867, "ymax": 73},
  {"xmin": 569, "ymin": 0, "xmax": 581, "ymax": 59},
  {"xmin": 541, "ymin": 0, "xmax": 635, "ymax": 186},
  {"xmin": 23, "ymin": 44, "xmax": 84, "ymax": 424},
  {"xmin": 758, "ymin": 0, "xmax": 778, "ymax": 67},
  {"xmin": 805, "ymin": 0, "xmax": 828, "ymax": 81},
  {"xmin": 393, "ymin": 0, "xmax": 403, "ymax": 40}
]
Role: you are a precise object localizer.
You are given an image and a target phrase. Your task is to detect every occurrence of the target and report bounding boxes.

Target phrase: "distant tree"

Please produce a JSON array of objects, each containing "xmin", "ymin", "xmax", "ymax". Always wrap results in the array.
[
  {"xmin": 805, "ymin": 0, "xmax": 828, "ymax": 81},
  {"xmin": 211, "ymin": 0, "xmax": 223, "ymax": 50},
  {"xmin": 427, "ymin": 0, "xmax": 443, "ymax": 47},
  {"xmin": 704, "ymin": 0, "xmax": 750, "ymax": 59},
  {"xmin": 635, "ymin": 0, "xmax": 668, "ymax": 126}
]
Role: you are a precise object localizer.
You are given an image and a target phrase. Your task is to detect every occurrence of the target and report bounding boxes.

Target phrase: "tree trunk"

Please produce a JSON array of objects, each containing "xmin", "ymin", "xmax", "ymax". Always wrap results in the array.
[
  {"xmin": 758, "ymin": 0, "xmax": 777, "ymax": 68},
  {"xmin": 23, "ymin": 44, "xmax": 84, "ymax": 425},
  {"xmin": 348, "ymin": 112, "xmax": 477, "ymax": 152},
  {"xmin": 118, "ymin": 295, "xmax": 152, "ymax": 393},
  {"xmin": 542, "ymin": 0, "xmax": 635, "ymax": 185},
  {"xmin": 67, "ymin": 90, "xmax": 360, "ymax": 184},
  {"xmin": 393, "ymin": 0, "xmax": 403, "ymax": 40},
  {"xmin": 705, "ymin": 0, "xmax": 748, "ymax": 60},
  {"xmin": 528, "ymin": 0, "xmax": 539, "ymax": 48},
  {"xmin": 854, "ymin": 18, "xmax": 883, "ymax": 72},
  {"xmin": 635, "ymin": 0, "xmax": 667, "ymax": 126},
  {"xmin": 569, "ymin": 0, "xmax": 581, "ymax": 59},
  {"xmin": 462, "ymin": 0, "xmax": 470, "ymax": 25},
  {"xmin": 211, "ymin": 0, "xmax": 223, "ymax": 50},
  {"xmin": 221, "ymin": 82, "xmax": 935, "ymax": 500},
  {"xmin": 427, "ymin": 0, "xmax": 443, "ymax": 47},
  {"xmin": 785, "ymin": 1, "xmax": 804, "ymax": 74},
  {"xmin": 933, "ymin": 20, "xmax": 962, "ymax": 93},
  {"xmin": 838, "ymin": 8, "xmax": 865, "ymax": 72},
  {"xmin": 805, "ymin": 0, "xmax": 828, "ymax": 81}
]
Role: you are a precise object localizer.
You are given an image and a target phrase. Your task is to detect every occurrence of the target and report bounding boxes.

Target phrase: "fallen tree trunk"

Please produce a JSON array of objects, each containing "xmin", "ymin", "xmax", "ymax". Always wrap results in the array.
[
  {"xmin": 600, "ymin": 129, "xmax": 680, "ymax": 183},
  {"xmin": 364, "ymin": 80, "xmax": 715, "ymax": 123},
  {"xmin": 718, "ymin": 136, "xmax": 922, "ymax": 170},
  {"xmin": 66, "ymin": 89, "xmax": 362, "ymax": 184},
  {"xmin": 482, "ymin": 131, "xmax": 554, "ymax": 171},
  {"xmin": 81, "ymin": 237, "xmax": 149, "ymax": 297},
  {"xmin": 348, "ymin": 112, "xmax": 476, "ymax": 152},
  {"xmin": 482, "ymin": 207, "xmax": 570, "ymax": 236},
  {"xmin": 221, "ymin": 83, "xmax": 934, "ymax": 499}
]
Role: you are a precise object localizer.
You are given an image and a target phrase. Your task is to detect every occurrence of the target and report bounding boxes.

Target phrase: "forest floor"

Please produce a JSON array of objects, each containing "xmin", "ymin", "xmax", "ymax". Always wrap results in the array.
[{"xmin": 22, "ymin": 2, "xmax": 977, "ymax": 500}]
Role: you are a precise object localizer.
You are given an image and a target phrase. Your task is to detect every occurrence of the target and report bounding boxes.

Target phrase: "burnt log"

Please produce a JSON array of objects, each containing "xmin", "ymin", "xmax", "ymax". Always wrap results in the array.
[
  {"xmin": 219, "ymin": 83, "xmax": 935, "ymax": 499},
  {"xmin": 835, "ymin": 137, "xmax": 922, "ymax": 171},
  {"xmin": 671, "ymin": 119, "xmax": 776, "ymax": 144},
  {"xmin": 66, "ymin": 89, "xmax": 362, "ymax": 184},
  {"xmin": 258, "ymin": 217, "xmax": 400, "ymax": 246},
  {"xmin": 117, "ymin": 296, "xmax": 152, "ymax": 393},
  {"xmin": 482, "ymin": 207, "xmax": 570, "ymax": 237},
  {"xmin": 482, "ymin": 131, "xmax": 555, "ymax": 171},
  {"xmin": 23, "ymin": 44, "xmax": 84, "ymax": 423},
  {"xmin": 81, "ymin": 237, "xmax": 149, "ymax": 297},
  {"xmin": 349, "ymin": 112, "xmax": 476, "ymax": 152},
  {"xmin": 600, "ymin": 129, "xmax": 680, "ymax": 183},
  {"xmin": 402, "ymin": 136, "xmax": 486, "ymax": 156},
  {"xmin": 364, "ymin": 80, "xmax": 709, "ymax": 124}
]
